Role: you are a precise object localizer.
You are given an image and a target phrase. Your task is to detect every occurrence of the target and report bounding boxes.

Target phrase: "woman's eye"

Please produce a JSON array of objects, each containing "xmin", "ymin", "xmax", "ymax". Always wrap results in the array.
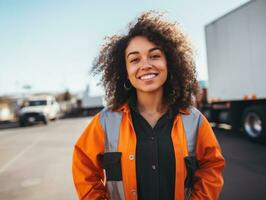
[
  {"xmin": 150, "ymin": 54, "xmax": 161, "ymax": 59},
  {"xmin": 130, "ymin": 58, "xmax": 139, "ymax": 63}
]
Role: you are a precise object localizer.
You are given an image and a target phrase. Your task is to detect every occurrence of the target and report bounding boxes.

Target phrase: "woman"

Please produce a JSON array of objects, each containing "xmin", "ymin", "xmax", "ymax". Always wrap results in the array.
[{"xmin": 72, "ymin": 11, "xmax": 225, "ymax": 200}]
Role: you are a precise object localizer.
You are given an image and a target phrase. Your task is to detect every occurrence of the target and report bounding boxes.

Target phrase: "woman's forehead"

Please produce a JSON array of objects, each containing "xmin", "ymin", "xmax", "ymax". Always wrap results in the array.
[{"xmin": 125, "ymin": 36, "xmax": 160, "ymax": 56}]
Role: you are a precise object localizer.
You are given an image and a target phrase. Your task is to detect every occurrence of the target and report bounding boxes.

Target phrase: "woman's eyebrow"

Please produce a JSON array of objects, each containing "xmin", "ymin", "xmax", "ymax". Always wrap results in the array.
[
  {"xmin": 126, "ymin": 47, "xmax": 162, "ymax": 59},
  {"xmin": 126, "ymin": 51, "xmax": 139, "ymax": 59},
  {"xmin": 149, "ymin": 47, "xmax": 162, "ymax": 53}
]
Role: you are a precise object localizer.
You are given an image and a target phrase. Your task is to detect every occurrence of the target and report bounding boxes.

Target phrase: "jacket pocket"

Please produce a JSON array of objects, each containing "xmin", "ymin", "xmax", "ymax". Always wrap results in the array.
[
  {"xmin": 103, "ymin": 152, "xmax": 122, "ymax": 181},
  {"xmin": 184, "ymin": 155, "xmax": 199, "ymax": 189}
]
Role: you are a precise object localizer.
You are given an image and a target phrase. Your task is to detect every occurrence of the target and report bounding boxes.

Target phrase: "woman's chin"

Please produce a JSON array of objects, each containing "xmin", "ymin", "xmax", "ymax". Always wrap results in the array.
[{"xmin": 135, "ymin": 86, "xmax": 163, "ymax": 94}]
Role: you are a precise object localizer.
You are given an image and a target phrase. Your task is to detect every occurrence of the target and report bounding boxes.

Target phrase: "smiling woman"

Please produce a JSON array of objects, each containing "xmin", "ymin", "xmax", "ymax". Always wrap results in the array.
[
  {"xmin": 72, "ymin": 11, "xmax": 225, "ymax": 200},
  {"xmin": 91, "ymin": 11, "xmax": 199, "ymax": 110}
]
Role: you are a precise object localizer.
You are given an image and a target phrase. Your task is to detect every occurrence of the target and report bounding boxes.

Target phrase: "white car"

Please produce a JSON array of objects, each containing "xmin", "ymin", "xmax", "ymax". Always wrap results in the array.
[{"xmin": 19, "ymin": 95, "xmax": 60, "ymax": 126}]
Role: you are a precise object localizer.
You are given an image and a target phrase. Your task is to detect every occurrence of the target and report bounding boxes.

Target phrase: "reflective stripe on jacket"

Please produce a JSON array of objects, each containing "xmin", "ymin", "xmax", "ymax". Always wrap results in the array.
[{"xmin": 72, "ymin": 104, "xmax": 225, "ymax": 200}]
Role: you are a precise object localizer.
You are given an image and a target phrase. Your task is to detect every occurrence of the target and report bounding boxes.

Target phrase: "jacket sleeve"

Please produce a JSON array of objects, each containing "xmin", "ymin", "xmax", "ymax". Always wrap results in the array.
[
  {"xmin": 72, "ymin": 113, "xmax": 109, "ymax": 200},
  {"xmin": 190, "ymin": 115, "xmax": 225, "ymax": 200}
]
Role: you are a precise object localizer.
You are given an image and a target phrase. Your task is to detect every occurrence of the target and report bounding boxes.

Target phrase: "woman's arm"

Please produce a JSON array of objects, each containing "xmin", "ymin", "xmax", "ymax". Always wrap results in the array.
[
  {"xmin": 72, "ymin": 113, "xmax": 109, "ymax": 200},
  {"xmin": 190, "ymin": 116, "xmax": 225, "ymax": 200}
]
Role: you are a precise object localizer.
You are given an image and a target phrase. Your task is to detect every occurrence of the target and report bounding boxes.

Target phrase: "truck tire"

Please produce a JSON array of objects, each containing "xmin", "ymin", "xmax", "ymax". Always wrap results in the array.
[{"xmin": 242, "ymin": 106, "xmax": 266, "ymax": 142}]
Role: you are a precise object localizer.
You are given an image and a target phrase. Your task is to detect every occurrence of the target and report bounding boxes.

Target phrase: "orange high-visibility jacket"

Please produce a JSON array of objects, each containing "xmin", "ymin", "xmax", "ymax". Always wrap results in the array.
[{"xmin": 72, "ymin": 104, "xmax": 225, "ymax": 200}]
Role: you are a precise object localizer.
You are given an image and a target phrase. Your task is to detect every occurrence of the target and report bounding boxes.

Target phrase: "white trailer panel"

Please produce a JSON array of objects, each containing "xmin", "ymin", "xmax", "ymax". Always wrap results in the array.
[
  {"xmin": 81, "ymin": 85, "xmax": 104, "ymax": 109},
  {"xmin": 205, "ymin": 0, "xmax": 266, "ymax": 102}
]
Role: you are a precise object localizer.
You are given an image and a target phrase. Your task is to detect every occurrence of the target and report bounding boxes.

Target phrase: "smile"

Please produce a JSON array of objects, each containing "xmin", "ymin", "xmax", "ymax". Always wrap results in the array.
[{"xmin": 138, "ymin": 73, "xmax": 158, "ymax": 80}]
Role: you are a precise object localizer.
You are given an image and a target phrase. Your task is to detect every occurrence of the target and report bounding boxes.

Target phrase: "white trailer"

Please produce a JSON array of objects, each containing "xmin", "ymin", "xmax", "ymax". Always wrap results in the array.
[
  {"xmin": 204, "ymin": 0, "xmax": 266, "ymax": 141},
  {"xmin": 81, "ymin": 85, "xmax": 104, "ymax": 115}
]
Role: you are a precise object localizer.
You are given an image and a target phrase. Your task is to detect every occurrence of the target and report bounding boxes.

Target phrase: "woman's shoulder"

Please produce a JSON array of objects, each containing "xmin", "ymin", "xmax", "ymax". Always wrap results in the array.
[{"xmin": 98, "ymin": 105, "xmax": 128, "ymax": 125}]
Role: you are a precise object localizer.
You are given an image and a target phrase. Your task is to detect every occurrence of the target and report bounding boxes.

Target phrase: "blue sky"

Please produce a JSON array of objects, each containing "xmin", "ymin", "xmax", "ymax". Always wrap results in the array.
[{"xmin": 0, "ymin": 0, "xmax": 249, "ymax": 96}]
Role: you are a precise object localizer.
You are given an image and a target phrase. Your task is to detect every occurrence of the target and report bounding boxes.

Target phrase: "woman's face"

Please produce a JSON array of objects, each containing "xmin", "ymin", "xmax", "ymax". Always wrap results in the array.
[{"xmin": 125, "ymin": 36, "xmax": 168, "ymax": 95}]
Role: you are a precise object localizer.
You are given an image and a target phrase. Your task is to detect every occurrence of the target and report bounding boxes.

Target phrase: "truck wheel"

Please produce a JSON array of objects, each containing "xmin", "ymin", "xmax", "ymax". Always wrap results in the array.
[{"xmin": 242, "ymin": 106, "xmax": 266, "ymax": 142}]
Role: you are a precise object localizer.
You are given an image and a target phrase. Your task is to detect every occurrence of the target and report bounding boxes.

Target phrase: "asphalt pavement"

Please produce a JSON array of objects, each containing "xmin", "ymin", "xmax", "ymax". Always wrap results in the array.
[
  {"xmin": 0, "ymin": 118, "xmax": 266, "ymax": 200},
  {"xmin": 215, "ymin": 128, "xmax": 266, "ymax": 200},
  {"xmin": 0, "ymin": 117, "xmax": 91, "ymax": 200}
]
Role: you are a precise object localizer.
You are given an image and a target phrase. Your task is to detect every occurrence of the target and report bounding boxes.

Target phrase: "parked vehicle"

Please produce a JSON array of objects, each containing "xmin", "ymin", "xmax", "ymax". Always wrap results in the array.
[
  {"xmin": 0, "ymin": 103, "xmax": 15, "ymax": 122},
  {"xmin": 0, "ymin": 96, "xmax": 23, "ymax": 123},
  {"xmin": 19, "ymin": 95, "xmax": 60, "ymax": 126},
  {"xmin": 203, "ymin": 0, "xmax": 266, "ymax": 142},
  {"xmin": 80, "ymin": 85, "xmax": 104, "ymax": 116}
]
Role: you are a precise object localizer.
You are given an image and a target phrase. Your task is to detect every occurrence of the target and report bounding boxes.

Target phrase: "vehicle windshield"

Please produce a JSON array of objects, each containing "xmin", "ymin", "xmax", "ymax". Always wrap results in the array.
[{"xmin": 28, "ymin": 100, "xmax": 47, "ymax": 106}]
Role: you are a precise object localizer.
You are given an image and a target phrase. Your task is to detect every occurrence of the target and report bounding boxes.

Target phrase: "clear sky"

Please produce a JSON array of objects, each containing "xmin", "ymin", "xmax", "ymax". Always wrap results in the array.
[{"xmin": 0, "ymin": 0, "xmax": 249, "ymax": 96}]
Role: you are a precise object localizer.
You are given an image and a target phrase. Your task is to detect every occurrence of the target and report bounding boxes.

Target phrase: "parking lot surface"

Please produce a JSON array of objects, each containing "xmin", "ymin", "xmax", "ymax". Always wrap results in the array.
[{"xmin": 0, "ymin": 117, "xmax": 91, "ymax": 200}]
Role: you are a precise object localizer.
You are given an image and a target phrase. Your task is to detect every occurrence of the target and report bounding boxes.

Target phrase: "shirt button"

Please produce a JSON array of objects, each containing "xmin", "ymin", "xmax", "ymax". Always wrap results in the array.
[
  {"xmin": 152, "ymin": 165, "xmax": 156, "ymax": 170},
  {"xmin": 151, "ymin": 136, "xmax": 155, "ymax": 140},
  {"xmin": 129, "ymin": 154, "xmax": 135, "ymax": 160},
  {"xmin": 131, "ymin": 190, "xmax": 137, "ymax": 196}
]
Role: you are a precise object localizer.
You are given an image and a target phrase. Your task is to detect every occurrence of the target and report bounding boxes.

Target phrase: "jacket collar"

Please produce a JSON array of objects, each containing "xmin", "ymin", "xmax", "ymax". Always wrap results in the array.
[
  {"xmin": 116, "ymin": 103, "xmax": 191, "ymax": 115},
  {"xmin": 179, "ymin": 107, "xmax": 190, "ymax": 115},
  {"xmin": 116, "ymin": 103, "xmax": 130, "ymax": 113}
]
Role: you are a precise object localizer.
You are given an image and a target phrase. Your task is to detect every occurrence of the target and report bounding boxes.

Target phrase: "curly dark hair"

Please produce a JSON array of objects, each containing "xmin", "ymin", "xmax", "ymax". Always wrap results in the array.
[{"xmin": 92, "ymin": 11, "xmax": 199, "ymax": 110}]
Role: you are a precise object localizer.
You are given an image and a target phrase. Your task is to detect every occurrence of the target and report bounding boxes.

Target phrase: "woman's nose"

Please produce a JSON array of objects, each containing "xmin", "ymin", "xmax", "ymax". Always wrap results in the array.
[{"xmin": 139, "ymin": 60, "xmax": 152, "ymax": 70}]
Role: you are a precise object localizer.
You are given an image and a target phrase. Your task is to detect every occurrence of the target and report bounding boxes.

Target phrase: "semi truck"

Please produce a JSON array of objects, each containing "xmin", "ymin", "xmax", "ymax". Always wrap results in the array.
[{"xmin": 203, "ymin": 0, "xmax": 266, "ymax": 142}]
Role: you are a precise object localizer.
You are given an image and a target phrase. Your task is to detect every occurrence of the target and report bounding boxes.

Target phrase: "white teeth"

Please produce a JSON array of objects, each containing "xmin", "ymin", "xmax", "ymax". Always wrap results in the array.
[{"xmin": 140, "ymin": 74, "xmax": 156, "ymax": 80}]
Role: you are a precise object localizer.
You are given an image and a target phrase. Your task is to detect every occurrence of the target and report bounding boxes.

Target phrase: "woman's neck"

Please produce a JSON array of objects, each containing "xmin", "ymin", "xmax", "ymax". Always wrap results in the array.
[{"xmin": 136, "ymin": 90, "xmax": 167, "ymax": 115}]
